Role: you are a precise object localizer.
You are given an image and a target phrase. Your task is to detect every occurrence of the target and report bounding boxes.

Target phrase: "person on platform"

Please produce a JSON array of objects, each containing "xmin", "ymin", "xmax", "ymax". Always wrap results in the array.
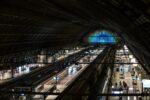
[{"xmin": 119, "ymin": 81, "xmax": 123, "ymax": 91}]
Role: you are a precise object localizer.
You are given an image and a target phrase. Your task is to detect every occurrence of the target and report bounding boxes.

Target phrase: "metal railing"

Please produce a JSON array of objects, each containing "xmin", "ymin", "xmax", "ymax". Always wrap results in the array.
[{"xmin": 1, "ymin": 91, "xmax": 150, "ymax": 100}]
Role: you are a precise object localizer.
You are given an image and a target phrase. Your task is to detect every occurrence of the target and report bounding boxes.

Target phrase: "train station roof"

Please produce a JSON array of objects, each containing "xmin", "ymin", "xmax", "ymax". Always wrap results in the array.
[{"xmin": 1, "ymin": 0, "xmax": 150, "ymax": 73}]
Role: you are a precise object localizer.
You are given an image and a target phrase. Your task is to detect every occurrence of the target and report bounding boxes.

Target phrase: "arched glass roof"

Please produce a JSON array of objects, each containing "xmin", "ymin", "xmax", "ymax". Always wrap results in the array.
[{"xmin": 89, "ymin": 31, "xmax": 117, "ymax": 44}]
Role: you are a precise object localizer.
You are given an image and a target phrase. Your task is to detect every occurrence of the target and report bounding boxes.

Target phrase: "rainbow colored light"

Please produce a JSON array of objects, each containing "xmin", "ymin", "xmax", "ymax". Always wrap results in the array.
[{"xmin": 89, "ymin": 31, "xmax": 117, "ymax": 44}]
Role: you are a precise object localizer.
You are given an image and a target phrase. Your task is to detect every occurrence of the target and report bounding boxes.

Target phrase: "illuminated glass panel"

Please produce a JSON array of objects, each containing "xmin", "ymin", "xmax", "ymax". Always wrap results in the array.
[{"xmin": 89, "ymin": 31, "xmax": 117, "ymax": 44}]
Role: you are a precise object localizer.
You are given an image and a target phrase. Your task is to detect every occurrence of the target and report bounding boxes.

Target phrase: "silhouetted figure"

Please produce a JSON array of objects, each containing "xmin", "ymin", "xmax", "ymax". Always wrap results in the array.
[
  {"xmin": 120, "ymin": 68, "xmax": 123, "ymax": 72},
  {"xmin": 115, "ymin": 82, "xmax": 118, "ymax": 89},
  {"xmin": 126, "ymin": 86, "xmax": 129, "ymax": 93},
  {"xmin": 119, "ymin": 96, "xmax": 122, "ymax": 100},
  {"xmin": 136, "ymin": 75, "xmax": 138, "ymax": 80},
  {"xmin": 139, "ymin": 97, "xmax": 142, "ymax": 100},
  {"xmin": 119, "ymin": 81, "xmax": 123, "ymax": 91},
  {"xmin": 122, "ymin": 81, "xmax": 127, "ymax": 88}
]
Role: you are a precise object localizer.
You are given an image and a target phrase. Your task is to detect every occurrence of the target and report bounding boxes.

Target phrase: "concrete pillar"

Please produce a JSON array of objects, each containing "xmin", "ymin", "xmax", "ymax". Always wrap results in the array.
[
  {"xmin": 37, "ymin": 50, "xmax": 47, "ymax": 67},
  {"xmin": 11, "ymin": 66, "xmax": 14, "ymax": 78}
]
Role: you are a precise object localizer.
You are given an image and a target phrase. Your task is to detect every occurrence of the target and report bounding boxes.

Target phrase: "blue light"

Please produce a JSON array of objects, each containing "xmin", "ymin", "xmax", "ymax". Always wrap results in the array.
[
  {"xmin": 89, "ymin": 31, "xmax": 117, "ymax": 44},
  {"xmin": 20, "ymin": 93, "xmax": 25, "ymax": 96}
]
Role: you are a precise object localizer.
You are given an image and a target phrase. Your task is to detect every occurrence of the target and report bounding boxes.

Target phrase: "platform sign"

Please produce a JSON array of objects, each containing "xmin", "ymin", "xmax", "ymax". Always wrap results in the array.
[{"xmin": 142, "ymin": 79, "xmax": 150, "ymax": 88}]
